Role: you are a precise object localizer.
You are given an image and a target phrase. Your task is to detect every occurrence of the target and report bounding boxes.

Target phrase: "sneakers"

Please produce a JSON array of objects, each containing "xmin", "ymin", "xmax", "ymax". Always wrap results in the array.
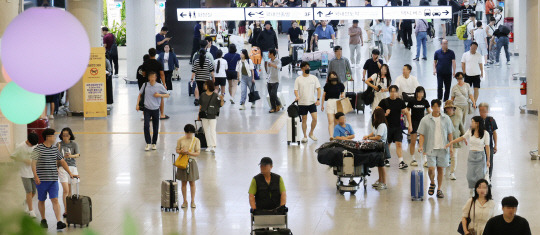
[
  {"xmin": 384, "ymin": 159, "xmax": 390, "ymax": 167},
  {"xmin": 495, "ymin": 62, "xmax": 501, "ymax": 66},
  {"xmin": 410, "ymin": 160, "xmax": 418, "ymax": 166},
  {"xmin": 40, "ymin": 219, "xmax": 48, "ymax": 228},
  {"xmin": 151, "ymin": 144, "xmax": 157, "ymax": 150},
  {"xmin": 205, "ymin": 148, "xmax": 211, "ymax": 152},
  {"xmin": 301, "ymin": 138, "xmax": 308, "ymax": 143},
  {"xmin": 423, "ymin": 161, "xmax": 428, "ymax": 168},
  {"xmin": 376, "ymin": 183, "xmax": 388, "ymax": 190},
  {"xmin": 485, "ymin": 63, "xmax": 490, "ymax": 68},
  {"xmin": 194, "ymin": 99, "xmax": 199, "ymax": 106},
  {"xmin": 351, "ymin": 64, "xmax": 355, "ymax": 68},
  {"xmin": 506, "ymin": 61, "xmax": 511, "ymax": 65},
  {"xmin": 210, "ymin": 147, "xmax": 215, "ymax": 153},
  {"xmin": 309, "ymin": 134, "xmax": 318, "ymax": 141},
  {"xmin": 49, "ymin": 115, "xmax": 54, "ymax": 120},
  {"xmin": 422, "ymin": 57, "xmax": 427, "ymax": 60},
  {"xmin": 251, "ymin": 104, "xmax": 256, "ymax": 109},
  {"xmin": 372, "ymin": 180, "xmax": 381, "ymax": 187},
  {"xmin": 144, "ymin": 144, "xmax": 151, "ymax": 151},
  {"xmin": 413, "ymin": 58, "xmax": 419, "ymax": 61},
  {"xmin": 29, "ymin": 210, "xmax": 36, "ymax": 218},
  {"xmin": 57, "ymin": 221, "xmax": 67, "ymax": 230},
  {"xmin": 239, "ymin": 104, "xmax": 246, "ymax": 110},
  {"xmin": 398, "ymin": 161, "xmax": 408, "ymax": 169},
  {"xmin": 449, "ymin": 172, "xmax": 457, "ymax": 180},
  {"xmin": 230, "ymin": 99, "xmax": 235, "ymax": 104}
]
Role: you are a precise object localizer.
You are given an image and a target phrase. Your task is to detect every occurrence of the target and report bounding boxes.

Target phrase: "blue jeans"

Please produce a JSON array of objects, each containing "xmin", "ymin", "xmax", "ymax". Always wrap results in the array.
[
  {"xmin": 415, "ymin": 32, "xmax": 427, "ymax": 59},
  {"xmin": 495, "ymin": 36, "xmax": 510, "ymax": 63},
  {"xmin": 240, "ymin": 75, "xmax": 254, "ymax": 105},
  {"xmin": 464, "ymin": 39, "xmax": 472, "ymax": 52},
  {"xmin": 143, "ymin": 108, "xmax": 160, "ymax": 144}
]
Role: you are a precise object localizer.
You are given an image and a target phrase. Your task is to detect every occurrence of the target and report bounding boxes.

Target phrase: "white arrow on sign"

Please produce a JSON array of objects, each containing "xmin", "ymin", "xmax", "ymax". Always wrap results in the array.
[
  {"xmin": 314, "ymin": 7, "xmax": 383, "ymax": 20},
  {"xmin": 383, "ymin": 6, "xmax": 452, "ymax": 19}
]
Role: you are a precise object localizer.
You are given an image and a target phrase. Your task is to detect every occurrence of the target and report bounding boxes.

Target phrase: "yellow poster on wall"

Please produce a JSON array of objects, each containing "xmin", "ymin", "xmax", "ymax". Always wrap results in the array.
[{"xmin": 83, "ymin": 47, "xmax": 107, "ymax": 118}]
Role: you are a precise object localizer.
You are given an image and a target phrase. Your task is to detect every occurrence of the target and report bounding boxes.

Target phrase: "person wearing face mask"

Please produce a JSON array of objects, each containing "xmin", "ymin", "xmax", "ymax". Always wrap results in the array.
[
  {"xmin": 321, "ymin": 72, "xmax": 345, "ymax": 139},
  {"xmin": 460, "ymin": 179, "xmax": 495, "ymax": 235},
  {"xmin": 294, "ymin": 62, "xmax": 322, "ymax": 143},
  {"xmin": 446, "ymin": 116, "xmax": 490, "ymax": 197}
]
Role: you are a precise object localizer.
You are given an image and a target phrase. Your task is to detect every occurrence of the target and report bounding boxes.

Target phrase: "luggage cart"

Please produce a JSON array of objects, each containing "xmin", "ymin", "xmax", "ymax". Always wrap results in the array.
[
  {"xmin": 289, "ymin": 43, "xmax": 305, "ymax": 73},
  {"xmin": 251, "ymin": 212, "xmax": 289, "ymax": 235},
  {"xmin": 333, "ymin": 150, "xmax": 368, "ymax": 195}
]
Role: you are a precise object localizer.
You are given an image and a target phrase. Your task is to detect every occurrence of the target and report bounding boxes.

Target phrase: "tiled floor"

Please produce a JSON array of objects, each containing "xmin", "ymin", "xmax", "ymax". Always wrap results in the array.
[{"xmin": 3, "ymin": 17, "xmax": 539, "ymax": 235}]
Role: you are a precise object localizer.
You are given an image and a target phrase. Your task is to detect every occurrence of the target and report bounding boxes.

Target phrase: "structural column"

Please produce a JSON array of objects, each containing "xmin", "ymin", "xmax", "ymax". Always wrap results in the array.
[
  {"xmin": 526, "ymin": 0, "xmax": 540, "ymax": 112},
  {"xmin": 126, "ymin": 0, "xmax": 155, "ymax": 81},
  {"xmin": 66, "ymin": 0, "xmax": 103, "ymax": 113},
  {"xmin": 0, "ymin": 0, "xmax": 25, "ymax": 160},
  {"xmin": 514, "ymin": 0, "xmax": 527, "ymax": 78}
]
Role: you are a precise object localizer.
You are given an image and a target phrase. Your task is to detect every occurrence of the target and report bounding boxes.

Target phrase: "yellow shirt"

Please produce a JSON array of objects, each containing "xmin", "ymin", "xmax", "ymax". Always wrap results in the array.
[{"xmin": 176, "ymin": 136, "xmax": 201, "ymax": 160}]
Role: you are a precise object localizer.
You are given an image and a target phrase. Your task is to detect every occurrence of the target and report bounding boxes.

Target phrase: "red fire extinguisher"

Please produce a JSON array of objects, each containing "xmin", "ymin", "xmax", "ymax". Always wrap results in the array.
[
  {"xmin": 509, "ymin": 32, "xmax": 514, "ymax": 43},
  {"xmin": 521, "ymin": 81, "xmax": 527, "ymax": 95}
]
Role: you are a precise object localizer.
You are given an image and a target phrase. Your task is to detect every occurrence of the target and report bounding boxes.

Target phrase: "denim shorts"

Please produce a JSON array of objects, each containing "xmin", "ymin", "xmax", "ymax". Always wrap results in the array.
[{"xmin": 426, "ymin": 149, "xmax": 449, "ymax": 168}]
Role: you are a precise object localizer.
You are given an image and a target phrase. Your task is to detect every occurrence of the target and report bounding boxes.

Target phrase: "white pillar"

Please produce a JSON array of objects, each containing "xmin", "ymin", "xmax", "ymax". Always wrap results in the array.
[
  {"xmin": 126, "ymin": 0, "xmax": 155, "ymax": 81},
  {"xmin": 526, "ymin": 0, "xmax": 539, "ymax": 112},
  {"xmin": 0, "ymin": 0, "xmax": 24, "ymax": 161},
  {"xmin": 66, "ymin": 0, "xmax": 103, "ymax": 113},
  {"xmin": 515, "ymin": 0, "xmax": 527, "ymax": 78}
]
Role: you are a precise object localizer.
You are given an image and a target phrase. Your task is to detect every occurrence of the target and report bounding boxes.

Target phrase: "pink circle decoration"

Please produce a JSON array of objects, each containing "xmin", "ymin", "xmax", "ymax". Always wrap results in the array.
[
  {"xmin": 1, "ymin": 66, "xmax": 12, "ymax": 83},
  {"xmin": 0, "ymin": 7, "xmax": 90, "ymax": 95}
]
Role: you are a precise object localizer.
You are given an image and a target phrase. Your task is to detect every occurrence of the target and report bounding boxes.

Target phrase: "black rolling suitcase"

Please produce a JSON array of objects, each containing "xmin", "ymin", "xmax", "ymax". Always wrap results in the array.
[
  {"xmin": 66, "ymin": 179, "xmax": 92, "ymax": 228},
  {"xmin": 161, "ymin": 154, "xmax": 179, "ymax": 211},
  {"xmin": 195, "ymin": 120, "xmax": 207, "ymax": 149},
  {"xmin": 345, "ymin": 80, "xmax": 364, "ymax": 113}
]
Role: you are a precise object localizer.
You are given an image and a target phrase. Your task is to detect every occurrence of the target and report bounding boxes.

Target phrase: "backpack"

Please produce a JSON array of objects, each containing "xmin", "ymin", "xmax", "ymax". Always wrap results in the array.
[
  {"xmin": 457, "ymin": 22, "xmax": 471, "ymax": 40},
  {"xmin": 498, "ymin": 25, "xmax": 511, "ymax": 36}
]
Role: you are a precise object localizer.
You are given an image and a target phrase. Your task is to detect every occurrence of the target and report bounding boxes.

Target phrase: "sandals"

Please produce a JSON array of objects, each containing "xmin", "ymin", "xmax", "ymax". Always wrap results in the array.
[
  {"xmin": 437, "ymin": 190, "xmax": 445, "ymax": 198},
  {"xmin": 428, "ymin": 184, "xmax": 436, "ymax": 196},
  {"xmin": 160, "ymin": 115, "xmax": 170, "ymax": 120},
  {"xmin": 269, "ymin": 109, "xmax": 276, "ymax": 113}
]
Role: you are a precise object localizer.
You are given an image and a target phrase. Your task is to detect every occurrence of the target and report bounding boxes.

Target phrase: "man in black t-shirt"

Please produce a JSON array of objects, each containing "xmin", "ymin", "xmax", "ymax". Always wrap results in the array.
[
  {"xmin": 377, "ymin": 85, "xmax": 412, "ymax": 169},
  {"xmin": 142, "ymin": 48, "xmax": 168, "ymax": 119},
  {"xmin": 287, "ymin": 21, "xmax": 303, "ymax": 44},
  {"xmin": 483, "ymin": 196, "xmax": 532, "ymax": 235},
  {"xmin": 362, "ymin": 49, "xmax": 383, "ymax": 81}
]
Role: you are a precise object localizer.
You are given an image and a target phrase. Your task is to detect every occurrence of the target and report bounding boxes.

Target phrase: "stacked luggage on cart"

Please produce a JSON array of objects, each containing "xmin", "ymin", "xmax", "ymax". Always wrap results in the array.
[
  {"xmin": 251, "ymin": 209, "xmax": 292, "ymax": 235},
  {"xmin": 289, "ymin": 43, "xmax": 305, "ymax": 73},
  {"xmin": 316, "ymin": 140, "xmax": 386, "ymax": 195},
  {"xmin": 301, "ymin": 50, "xmax": 335, "ymax": 79}
]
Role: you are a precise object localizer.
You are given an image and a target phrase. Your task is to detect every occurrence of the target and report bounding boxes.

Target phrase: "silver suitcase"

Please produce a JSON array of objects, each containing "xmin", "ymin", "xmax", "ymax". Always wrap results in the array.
[{"xmin": 161, "ymin": 154, "xmax": 179, "ymax": 211}]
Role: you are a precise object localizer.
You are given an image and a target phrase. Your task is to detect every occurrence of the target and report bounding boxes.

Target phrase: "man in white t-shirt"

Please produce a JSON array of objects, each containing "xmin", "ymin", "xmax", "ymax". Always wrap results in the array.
[
  {"xmin": 294, "ymin": 62, "xmax": 322, "ymax": 143},
  {"xmin": 473, "ymin": 21, "xmax": 489, "ymax": 67},
  {"xmin": 10, "ymin": 133, "xmax": 39, "ymax": 217},
  {"xmin": 394, "ymin": 64, "xmax": 420, "ymax": 101},
  {"xmin": 461, "ymin": 42, "xmax": 484, "ymax": 104}
]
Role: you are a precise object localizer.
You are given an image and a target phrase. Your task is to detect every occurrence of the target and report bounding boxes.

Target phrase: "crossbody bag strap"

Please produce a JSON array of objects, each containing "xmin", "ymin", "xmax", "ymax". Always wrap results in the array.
[
  {"xmin": 205, "ymin": 93, "xmax": 216, "ymax": 112},
  {"xmin": 188, "ymin": 137, "xmax": 196, "ymax": 152}
]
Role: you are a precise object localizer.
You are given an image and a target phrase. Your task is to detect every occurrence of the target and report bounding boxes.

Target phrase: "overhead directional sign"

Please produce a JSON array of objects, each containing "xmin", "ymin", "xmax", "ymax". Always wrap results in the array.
[
  {"xmin": 383, "ymin": 6, "xmax": 452, "ymax": 19},
  {"xmin": 245, "ymin": 7, "xmax": 313, "ymax": 21},
  {"xmin": 176, "ymin": 8, "xmax": 245, "ymax": 21},
  {"xmin": 314, "ymin": 7, "xmax": 383, "ymax": 20}
]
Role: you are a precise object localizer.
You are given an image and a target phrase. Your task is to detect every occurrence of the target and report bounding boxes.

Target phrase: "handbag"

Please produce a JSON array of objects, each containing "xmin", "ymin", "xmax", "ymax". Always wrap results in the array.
[
  {"xmin": 248, "ymin": 83, "xmax": 260, "ymax": 103},
  {"xmin": 457, "ymin": 199, "xmax": 475, "ymax": 235},
  {"xmin": 138, "ymin": 83, "xmax": 147, "ymax": 110},
  {"xmin": 362, "ymin": 75, "xmax": 378, "ymax": 105},
  {"xmin": 198, "ymin": 93, "xmax": 215, "ymax": 119},
  {"xmin": 337, "ymin": 98, "xmax": 353, "ymax": 114},
  {"xmin": 174, "ymin": 137, "xmax": 196, "ymax": 169}
]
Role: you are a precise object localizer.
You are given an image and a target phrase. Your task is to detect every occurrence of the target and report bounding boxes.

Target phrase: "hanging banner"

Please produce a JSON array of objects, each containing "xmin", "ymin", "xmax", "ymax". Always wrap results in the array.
[
  {"xmin": 245, "ymin": 7, "xmax": 313, "ymax": 21},
  {"xmin": 176, "ymin": 8, "xmax": 245, "ymax": 21},
  {"xmin": 83, "ymin": 47, "xmax": 107, "ymax": 118},
  {"xmin": 314, "ymin": 7, "xmax": 383, "ymax": 20},
  {"xmin": 383, "ymin": 6, "xmax": 452, "ymax": 19}
]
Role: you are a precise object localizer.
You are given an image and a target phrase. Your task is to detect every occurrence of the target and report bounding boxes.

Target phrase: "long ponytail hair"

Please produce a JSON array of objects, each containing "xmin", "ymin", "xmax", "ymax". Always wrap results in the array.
[
  {"xmin": 198, "ymin": 49, "xmax": 206, "ymax": 68},
  {"xmin": 216, "ymin": 49, "xmax": 223, "ymax": 73}
]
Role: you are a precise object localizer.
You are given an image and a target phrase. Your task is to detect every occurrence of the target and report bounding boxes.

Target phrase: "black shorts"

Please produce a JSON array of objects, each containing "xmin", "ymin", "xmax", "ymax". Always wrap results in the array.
[
  {"xmin": 215, "ymin": 77, "xmax": 227, "ymax": 86},
  {"xmin": 45, "ymin": 94, "xmax": 58, "ymax": 103},
  {"xmin": 387, "ymin": 126, "xmax": 403, "ymax": 143},
  {"xmin": 298, "ymin": 104, "xmax": 317, "ymax": 116},
  {"xmin": 410, "ymin": 120, "xmax": 420, "ymax": 134},
  {"xmin": 464, "ymin": 75, "xmax": 481, "ymax": 88},
  {"xmin": 226, "ymin": 70, "xmax": 237, "ymax": 80}
]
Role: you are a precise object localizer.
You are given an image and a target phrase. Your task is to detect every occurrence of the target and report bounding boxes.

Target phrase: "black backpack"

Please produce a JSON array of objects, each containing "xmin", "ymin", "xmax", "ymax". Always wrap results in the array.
[
  {"xmin": 287, "ymin": 101, "xmax": 300, "ymax": 119},
  {"xmin": 498, "ymin": 25, "xmax": 511, "ymax": 36}
]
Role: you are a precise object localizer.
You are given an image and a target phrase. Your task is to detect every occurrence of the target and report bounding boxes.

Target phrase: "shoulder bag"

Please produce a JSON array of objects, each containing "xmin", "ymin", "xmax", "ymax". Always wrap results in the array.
[
  {"xmin": 199, "ymin": 93, "xmax": 215, "ymax": 119},
  {"xmin": 174, "ymin": 137, "xmax": 196, "ymax": 170},
  {"xmin": 457, "ymin": 84, "xmax": 474, "ymax": 114},
  {"xmin": 138, "ymin": 83, "xmax": 147, "ymax": 111},
  {"xmin": 362, "ymin": 75, "xmax": 377, "ymax": 105},
  {"xmin": 457, "ymin": 199, "xmax": 476, "ymax": 235},
  {"xmin": 248, "ymin": 83, "xmax": 261, "ymax": 103}
]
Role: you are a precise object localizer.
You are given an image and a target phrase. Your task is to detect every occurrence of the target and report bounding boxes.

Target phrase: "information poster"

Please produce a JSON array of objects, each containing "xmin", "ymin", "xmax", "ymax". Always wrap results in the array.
[
  {"xmin": 83, "ymin": 47, "xmax": 107, "ymax": 118},
  {"xmin": 0, "ymin": 83, "xmax": 14, "ymax": 162}
]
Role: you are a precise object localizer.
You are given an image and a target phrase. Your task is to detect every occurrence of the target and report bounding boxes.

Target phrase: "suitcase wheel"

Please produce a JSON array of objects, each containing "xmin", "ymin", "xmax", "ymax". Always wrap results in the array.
[
  {"xmin": 287, "ymin": 141, "xmax": 290, "ymax": 145},
  {"xmin": 297, "ymin": 141, "xmax": 300, "ymax": 145},
  {"xmin": 351, "ymin": 190, "xmax": 357, "ymax": 196},
  {"xmin": 339, "ymin": 191, "xmax": 345, "ymax": 195}
]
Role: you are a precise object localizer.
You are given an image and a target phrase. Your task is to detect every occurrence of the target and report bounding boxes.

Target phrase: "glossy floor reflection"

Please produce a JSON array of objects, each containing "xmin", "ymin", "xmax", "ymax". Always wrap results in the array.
[{"xmin": 22, "ymin": 20, "xmax": 540, "ymax": 235}]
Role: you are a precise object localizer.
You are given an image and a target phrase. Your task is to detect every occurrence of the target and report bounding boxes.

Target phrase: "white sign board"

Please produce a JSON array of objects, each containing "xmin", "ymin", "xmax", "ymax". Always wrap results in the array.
[
  {"xmin": 314, "ymin": 7, "xmax": 383, "ymax": 20},
  {"xmin": 176, "ymin": 8, "xmax": 245, "ymax": 21},
  {"xmin": 245, "ymin": 7, "xmax": 313, "ymax": 21},
  {"xmin": 383, "ymin": 6, "xmax": 452, "ymax": 19}
]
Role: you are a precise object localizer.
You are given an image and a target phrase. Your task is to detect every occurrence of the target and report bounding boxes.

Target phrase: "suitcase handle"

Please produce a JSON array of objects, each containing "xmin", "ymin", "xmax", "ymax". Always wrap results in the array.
[
  {"xmin": 70, "ymin": 178, "xmax": 81, "ymax": 200},
  {"xmin": 172, "ymin": 154, "xmax": 176, "ymax": 181},
  {"xmin": 194, "ymin": 120, "xmax": 202, "ymax": 130}
]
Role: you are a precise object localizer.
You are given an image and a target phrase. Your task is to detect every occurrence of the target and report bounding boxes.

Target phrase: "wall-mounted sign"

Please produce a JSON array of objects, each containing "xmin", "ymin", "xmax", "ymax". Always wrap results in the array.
[
  {"xmin": 176, "ymin": 8, "xmax": 245, "ymax": 21},
  {"xmin": 314, "ymin": 7, "xmax": 383, "ymax": 20},
  {"xmin": 383, "ymin": 6, "xmax": 452, "ymax": 19},
  {"xmin": 245, "ymin": 7, "xmax": 313, "ymax": 21}
]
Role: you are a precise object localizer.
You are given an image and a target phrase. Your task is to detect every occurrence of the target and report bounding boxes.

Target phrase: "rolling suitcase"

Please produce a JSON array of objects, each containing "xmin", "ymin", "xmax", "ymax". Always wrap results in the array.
[
  {"xmin": 188, "ymin": 81, "xmax": 196, "ymax": 96},
  {"xmin": 195, "ymin": 120, "xmax": 207, "ymax": 149},
  {"xmin": 287, "ymin": 117, "xmax": 301, "ymax": 146},
  {"xmin": 66, "ymin": 179, "xmax": 92, "ymax": 228},
  {"xmin": 161, "ymin": 154, "xmax": 179, "ymax": 211},
  {"xmin": 27, "ymin": 118, "xmax": 49, "ymax": 144},
  {"xmin": 411, "ymin": 153, "xmax": 424, "ymax": 201}
]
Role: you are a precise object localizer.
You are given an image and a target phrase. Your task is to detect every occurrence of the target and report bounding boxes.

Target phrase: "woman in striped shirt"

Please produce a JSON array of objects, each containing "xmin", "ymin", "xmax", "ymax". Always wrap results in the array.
[{"xmin": 191, "ymin": 49, "xmax": 215, "ymax": 106}]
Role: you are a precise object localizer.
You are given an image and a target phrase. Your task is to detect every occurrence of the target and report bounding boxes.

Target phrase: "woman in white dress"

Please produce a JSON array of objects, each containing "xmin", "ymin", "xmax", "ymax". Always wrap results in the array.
[{"xmin": 365, "ymin": 64, "xmax": 391, "ymax": 112}]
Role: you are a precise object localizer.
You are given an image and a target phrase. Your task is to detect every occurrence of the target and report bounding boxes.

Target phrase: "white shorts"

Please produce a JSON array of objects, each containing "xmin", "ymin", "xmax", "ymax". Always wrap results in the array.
[
  {"xmin": 58, "ymin": 166, "xmax": 78, "ymax": 183},
  {"xmin": 326, "ymin": 98, "xmax": 339, "ymax": 114},
  {"xmin": 477, "ymin": 43, "xmax": 488, "ymax": 56},
  {"xmin": 383, "ymin": 43, "xmax": 393, "ymax": 57}
]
